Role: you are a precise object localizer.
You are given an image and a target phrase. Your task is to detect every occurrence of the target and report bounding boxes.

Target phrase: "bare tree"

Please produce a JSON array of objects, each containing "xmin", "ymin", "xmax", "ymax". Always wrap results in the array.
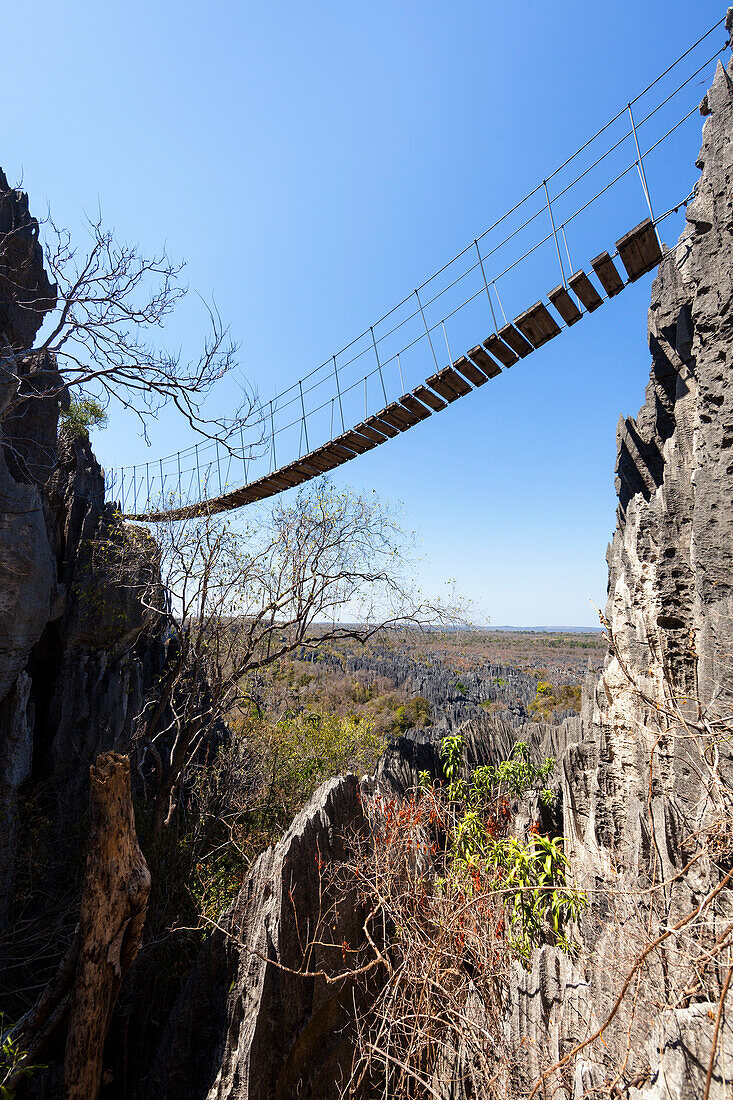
[
  {"xmin": 111, "ymin": 481, "xmax": 467, "ymax": 836},
  {"xmin": 0, "ymin": 183, "xmax": 261, "ymax": 449}
]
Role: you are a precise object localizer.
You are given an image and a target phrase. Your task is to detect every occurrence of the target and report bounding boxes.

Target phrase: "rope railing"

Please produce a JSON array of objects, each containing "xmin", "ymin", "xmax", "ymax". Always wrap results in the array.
[{"xmin": 106, "ymin": 17, "xmax": 727, "ymax": 519}]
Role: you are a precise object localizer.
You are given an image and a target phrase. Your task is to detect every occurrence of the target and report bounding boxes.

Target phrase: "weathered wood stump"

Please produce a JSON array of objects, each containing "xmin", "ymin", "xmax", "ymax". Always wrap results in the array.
[{"xmin": 62, "ymin": 751, "xmax": 150, "ymax": 1100}]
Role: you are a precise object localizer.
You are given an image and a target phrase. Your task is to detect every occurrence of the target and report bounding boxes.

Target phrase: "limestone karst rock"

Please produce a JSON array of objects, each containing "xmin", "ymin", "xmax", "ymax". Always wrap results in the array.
[{"xmin": 0, "ymin": 173, "xmax": 167, "ymax": 925}]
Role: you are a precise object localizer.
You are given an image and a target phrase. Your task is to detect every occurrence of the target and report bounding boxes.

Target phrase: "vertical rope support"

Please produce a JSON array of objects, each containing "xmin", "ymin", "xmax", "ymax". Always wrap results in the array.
[
  {"xmin": 333, "ymin": 356, "xmax": 345, "ymax": 432},
  {"xmin": 177, "ymin": 452, "xmax": 182, "ymax": 502},
  {"xmin": 415, "ymin": 289, "xmax": 439, "ymax": 372},
  {"xmin": 543, "ymin": 179, "xmax": 567, "ymax": 288},
  {"xmin": 159, "ymin": 458, "xmax": 165, "ymax": 503},
  {"xmin": 121, "ymin": 469, "xmax": 125, "ymax": 512},
  {"xmin": 269, "ymin": 401, "xmax": 277, "ymax": 472},
  {"xmin": 299, "ymin": 381, "xmax": 309, "ymax": 454},
  {"xmin": 560, "ymin": 224, "xmax": 574, "ymax": 276},
  {"xmin": 240, "ymin": 423, "xmax": 248, "ymax": 485},
  {"xmin": 330, "ymin": 398, "xmax": 334, "ymax": 440},
  {"xmin": 492, "ymin": 281, "xmax": 508, "ymax": 325},
  {"xmin": 474, "ymin": 240, "xmax": 498, "ymax": 331},
  {"xmin": 370, "ymin": 326, "xmax": 388, "ymax": 404},
  {"xmin": 397, "ymin": 354, "xmax": 405, "ymax": 395},
  {"xmin": 441, "ymin": 322, "xmax": 453, "ymax": 367},
  {"xmin": 216, "ymin": 440, "xmax": 223, "ymax": 495},
  {"xmin": 146, "ymin": 463, "xmax": 150, "ymax": 511},
  {"xmin": 195, "ymin": 444, "xmax": 201, "ymax": 495},
  {"xmin": 364, "ymin": 376, "xmax": 367, "ymax": 419},
  {"xmin": 627, "ymin": 102, "xmax": 655, "ymax": 223},
  {"xmin": 133, "ymin": 467, "xmax": 137, "ymax": 514}
]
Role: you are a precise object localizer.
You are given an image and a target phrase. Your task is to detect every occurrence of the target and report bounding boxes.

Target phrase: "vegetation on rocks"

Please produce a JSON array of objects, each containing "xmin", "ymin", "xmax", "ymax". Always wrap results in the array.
[
  {"xmin": 319, "ymin": 734, "xmax": 583, "ymax": 1097},
  {"xmin": 58, "ymin": 396, "xmax": 108, "ymax": 438}
]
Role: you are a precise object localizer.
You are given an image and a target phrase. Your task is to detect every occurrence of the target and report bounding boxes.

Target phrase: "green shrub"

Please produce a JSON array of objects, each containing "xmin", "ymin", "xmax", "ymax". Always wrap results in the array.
[
  {"xmin": 529, "ymin": 680, "xmax": 583, "ymax": 721},
  {"xmin": 59, "ymin": 396, "xmax": 108, "ymax": 438},
  {"xmin": 438, "ymin": 735, "xmax": 585, "ymax": 961},
  {"xmin": 0, "ymin": 1018, "xmax": 46, "ymax": 1098}
]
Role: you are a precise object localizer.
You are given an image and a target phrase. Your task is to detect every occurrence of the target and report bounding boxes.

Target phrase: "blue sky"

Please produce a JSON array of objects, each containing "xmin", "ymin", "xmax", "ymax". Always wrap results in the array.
[{"xmin": 4, "ymin": 0, "xmax": 727, "ymax": 625}]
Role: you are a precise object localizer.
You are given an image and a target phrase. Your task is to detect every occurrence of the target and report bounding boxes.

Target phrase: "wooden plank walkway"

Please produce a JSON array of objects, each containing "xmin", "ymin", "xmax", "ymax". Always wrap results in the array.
[{"xmin": 129, "ymin": 218, "xmax": 666, "ymax": 522}]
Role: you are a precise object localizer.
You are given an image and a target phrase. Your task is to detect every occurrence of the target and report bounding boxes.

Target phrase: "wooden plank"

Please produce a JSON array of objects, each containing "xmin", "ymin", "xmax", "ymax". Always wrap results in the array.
[
  {"xmin": 354, "ymin": 421, "xmax": 390, "ymax": 444},
  {"xmin": 334, "ymin": 430, "xmax": 375, "ymax": 454},
  {"xmin": 453, "ymin": 354, "xmax": 488, "ymax": 387},
  {"xmin": 426, "ymin": 367, "xmax": 471, "ymax": 402},
  {"xmin": 308, "ymin": 447, "xmax": 346, "ymax": 470},
  {"xmin": 267, "ymin": 475, "xmax": 297, "ymax": 490},
  {"xmin": 269, "ymin": 469, "xmax": 305, "ymax": 488},
  {"xmin": 548, "ymin": 284, "xmax": 582, "ymax": 326},
  {"xmin": 514, "ymin": 302, "xmax": 561, "ymax": 348},
  {"xmin": 280, "ymin": 462, "xmax": 317, "ymax": 484},
  {"xmin": 386, "ymin": 401, "xmax": 421, "ymax": 429},
  {"xmin": 399, "ymin": 393, "xmax": 432, "ymax": 420},
  {"xmin": 616, "ymin": 218, "xmax": 663, "ymax": 281},
  {"xmin": 425, "ymin": 375, "xmax": 458, "ymax": 402},
  {"xmin": 364, "ymin": 413, "xmax": 400, "ymax": 438},
  {"xmin": 484, "ymin": 333, "xmax": 518, "ymax": 367},
  {"xmin": 568, "ymin": 270, "xmax": 603, "ymax": 312},
  {"xmin": 298, "ymin": 454, "xmax": 334, "ymax": 473},
  {"xmin": 591, "ymin": 251, "xmax": 624, "ymax": 297},
  {"xmin": 441, "ymin": 366, "xmax": 472, "ymax": 396},
  {"xmin": 221, "ymin": 486, "xmax": 261, "ymax": 507},
  {"xmin": 467, "ymin": 345, "xmax": 501, "ymax": 379},
  {"xmin": 325, "ymin": 442, "xmax": 358, "ymax": 461},
  {"xmin": 498, "ymin": 323, "xmax": 533, "ymax": 358},
  {"xmin": 637, "ymin": 224, "xmax": 664, "ymax": 270},
  {"xmin": 412, "ymin": 384, "xmax": 447, "ymax": 412},
  {"xmin": 250, "ymin": 475, "xmax": 286, "ymax": 493},
  {"xmin": 425, "ymin": 371, "xmax": 461, "ymax": 403},
  {"xmin": 299, "ymin": 448, "xmax": 341, "ymax": 472},
  {"xmin": 248, "ymin": 478, "xmax": 282, "ymax": 498},
  {"xmin": 377, "ymin": 402, "xmax": 418, "ymax": 431},
  {"xmin": 275, "ymin": 462, "xmax": 305, "ymax": 484}
]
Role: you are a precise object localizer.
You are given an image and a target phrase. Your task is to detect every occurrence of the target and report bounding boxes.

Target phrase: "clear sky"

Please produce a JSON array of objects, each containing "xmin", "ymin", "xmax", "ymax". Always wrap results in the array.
[{"xmin": 4, "ymin": 0, "xmax": 727, "ymax": 626}]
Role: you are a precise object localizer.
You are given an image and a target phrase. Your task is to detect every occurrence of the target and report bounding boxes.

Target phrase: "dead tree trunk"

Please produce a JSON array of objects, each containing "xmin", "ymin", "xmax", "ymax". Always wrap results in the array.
[{"xmin": 62, "ymin": 751, "xmax": 151, "ymax": 1100}]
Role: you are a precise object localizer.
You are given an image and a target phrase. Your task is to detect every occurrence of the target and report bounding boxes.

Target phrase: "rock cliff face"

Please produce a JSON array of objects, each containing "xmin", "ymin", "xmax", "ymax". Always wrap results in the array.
[
  {"xmin": 148, "ymin": 34, "xmax": 733, "ymax": 1100},
  {"xmin": 508, "ymin": 48, "xmax": 733, "ymax": 1100},
  {"xmin": 0, "ymin": 174, "xmax": 166, "ymax": 925}
]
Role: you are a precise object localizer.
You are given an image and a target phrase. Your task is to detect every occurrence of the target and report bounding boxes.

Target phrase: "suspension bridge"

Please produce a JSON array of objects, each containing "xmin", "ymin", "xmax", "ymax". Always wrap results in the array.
[{"xmin": 107, "ymin": 18, "xmax": 729, "ymax": 523}]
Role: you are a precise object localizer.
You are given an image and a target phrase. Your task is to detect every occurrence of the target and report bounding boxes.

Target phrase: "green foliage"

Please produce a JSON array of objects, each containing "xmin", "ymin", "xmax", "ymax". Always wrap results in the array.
[
  {"xmin": 480, "ymin": 833, "xmax": 584, "ymax": 958},
  {"xmin": 439, "ymin": 734, "xmax": 585, "ymax": 963},
  {"xmin": 59, "ymin": 396, "xmax": 108, "ymax": 437},
  {"xmin": 470, "ymin": 742, "xmax": 555, "ymax": 804},
  {"xmin": 0, "ymin": 1019, "xmax": 45, "ymax": 1098},
  {"xmin": 529, "ymin": 680, "xmax": 583, "ymax": 721},
  {"xmin": 257, "ymin": 710, "xmax": 384, "ymax": 820},
  {"xmin": 392, "ymin": 696, "xmax": 432, "ymax": 734},
  {"xmin": 440, "ymin": 734, "xmax": 467, "ymax": 802}
]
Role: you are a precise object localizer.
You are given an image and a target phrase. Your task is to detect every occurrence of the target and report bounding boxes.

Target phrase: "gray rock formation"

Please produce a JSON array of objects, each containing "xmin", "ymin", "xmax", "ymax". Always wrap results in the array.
[
  {"xmin": 148, "ymin": 774, "xmax": 369, "ymax": 1100},
  {"xmin": 0, "ymin": 174, "xmax": 166, "ymax": 926},
  {"xmin": 503, "ymin": 42, "xmax": 733, "ymax": 1100},
  {"xmin": 298, "ymin": 643, "xmax": 555, "ymax": 727}
]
